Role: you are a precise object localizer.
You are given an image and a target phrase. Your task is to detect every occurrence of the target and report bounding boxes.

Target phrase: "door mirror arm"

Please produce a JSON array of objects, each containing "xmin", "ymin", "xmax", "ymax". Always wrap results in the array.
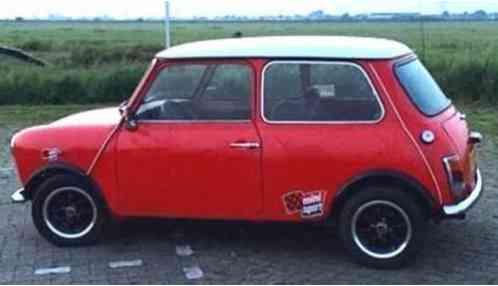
[
  {"xmin": 119, "ymin": 102, "xmax": 138, "ymax": 131},
  {"xmin": 124, "ymin": 110, "xmax": 138, "ymax": 131},
  {"xmin": 118, "ymin": 100, "xmax": 129, "ymax": 115}
]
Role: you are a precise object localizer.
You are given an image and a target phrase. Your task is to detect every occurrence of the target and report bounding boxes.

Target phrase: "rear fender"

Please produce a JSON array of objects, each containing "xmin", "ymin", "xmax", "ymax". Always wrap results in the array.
[{"xmin": 331, "ymin": 170, "xmax": 438, "ymax": 220}]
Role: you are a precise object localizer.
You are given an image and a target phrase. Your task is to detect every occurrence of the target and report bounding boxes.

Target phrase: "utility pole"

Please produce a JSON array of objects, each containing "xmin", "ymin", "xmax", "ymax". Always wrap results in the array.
[{"xmin": 164, "ymin": 1, "xmax": 171, "ymax": 49}]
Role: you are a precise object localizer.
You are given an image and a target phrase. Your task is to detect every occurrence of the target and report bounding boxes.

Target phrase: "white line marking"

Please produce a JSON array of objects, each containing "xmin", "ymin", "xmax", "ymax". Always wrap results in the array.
[
  {"xmin": 34, "ymin": 266, "xmax": 71, "ymax": 275},
  {"xmin": 176, "ymin": 245, "xmax": 194, "ymax": 257},
  {"xmin": 108, "ymin": 259, "xmax": 143, "ymax": 269},
  {"xmin": 183, "ymin": 266, "xmax": 204, "ymax": 280}
]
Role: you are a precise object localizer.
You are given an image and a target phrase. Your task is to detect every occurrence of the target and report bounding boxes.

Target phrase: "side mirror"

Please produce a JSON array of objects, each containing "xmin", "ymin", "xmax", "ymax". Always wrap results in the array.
[
  {"xmin": 119, "ymin": 100, "xmax": 138, "ymax": 131},
  {"xmin": 125, "ymin": 113, "xmax": 138, "ymax": 131},
  {"xmin": 119, "ymin": 100, "xmax": 129, "ymax": 115}
]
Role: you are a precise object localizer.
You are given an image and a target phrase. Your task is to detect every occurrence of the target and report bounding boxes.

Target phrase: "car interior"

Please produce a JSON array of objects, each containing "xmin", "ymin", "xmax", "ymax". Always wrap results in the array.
[
  {"xmin": 264, "ymin": 63, "xmax": 382, "ymax": 122},
  {"xmin": 136, "ymin": 62, "xmax": 382, "ymax": 122},
  {"xmin": 136, "ymin": 64, "xmax": 251, "ymax": 121}
]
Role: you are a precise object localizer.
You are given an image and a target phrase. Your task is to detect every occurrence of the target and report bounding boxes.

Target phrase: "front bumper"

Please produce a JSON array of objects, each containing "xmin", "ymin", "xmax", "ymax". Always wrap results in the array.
[
  {"xmin": 443, "ymin": 169, "xmax": 483, "ymax": 216},
  {"xmin": 11, "ymin": 188, "xmax": 27, "ymax": 204}
]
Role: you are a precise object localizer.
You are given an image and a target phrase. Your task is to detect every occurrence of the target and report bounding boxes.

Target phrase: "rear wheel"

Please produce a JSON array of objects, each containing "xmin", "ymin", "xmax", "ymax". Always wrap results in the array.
[
  {"xmin": 338, "ymin": 186, "xmax": 428, "ymax": 268},
  {"xmin": 32, "ymin": 174, "xmax": 108, "ymax": 247}
]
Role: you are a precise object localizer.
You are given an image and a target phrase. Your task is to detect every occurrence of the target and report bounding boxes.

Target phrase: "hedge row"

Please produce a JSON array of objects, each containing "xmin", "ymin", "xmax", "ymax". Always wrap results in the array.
[
  {"xmin": 0, "ymin": 58, "xmax": 497, "ymax": 105},
  {"xmin": 0, "ymin": 65, "xmax": 146, "ymax": 105},
  {"xmin": 428, "ymin": 58, "xmax": 498, "ymax": 105}
]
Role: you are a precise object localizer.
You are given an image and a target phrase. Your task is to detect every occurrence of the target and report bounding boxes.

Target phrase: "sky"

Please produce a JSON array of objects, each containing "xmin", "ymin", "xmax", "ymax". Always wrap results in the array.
[{"xmin": 1, "ymin": 0, "xmax": 498, "ymax": 19}]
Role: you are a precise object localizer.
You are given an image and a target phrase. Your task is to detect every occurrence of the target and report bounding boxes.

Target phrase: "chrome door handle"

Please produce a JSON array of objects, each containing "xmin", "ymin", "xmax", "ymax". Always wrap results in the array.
[{"xmin": 230, "ymin": 142, "xmax": 261, "ymax": 149}]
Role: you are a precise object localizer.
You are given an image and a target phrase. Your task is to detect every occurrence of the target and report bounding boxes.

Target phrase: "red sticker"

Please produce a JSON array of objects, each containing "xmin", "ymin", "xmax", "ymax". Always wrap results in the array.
[
  {"xmin": 282, "ymin": 191, "xmax": 304, "ymax": 214},
  {"xmin": 282, "ymin": 190, "xmax": 326, "ymax": 218}
]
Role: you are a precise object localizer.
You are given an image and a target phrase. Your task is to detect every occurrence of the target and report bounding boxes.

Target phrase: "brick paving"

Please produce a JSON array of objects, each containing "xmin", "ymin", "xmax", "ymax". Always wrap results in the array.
[{"xmin": 1, "ymin": 127, "xmax": 498, "ymax": 284}]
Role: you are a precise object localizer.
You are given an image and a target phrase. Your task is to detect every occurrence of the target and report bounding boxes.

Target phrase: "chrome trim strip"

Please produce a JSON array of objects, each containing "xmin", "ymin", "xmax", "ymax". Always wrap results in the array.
[
  {"xmin": 443, "ymin": 169, "xmax": 483, "ymax": 215},
  {"xmin": 11, "ymin": 188, "xmax": 26, "ymax": 204},
  {"xmin": 260, "ymin": 60, "xmax": 386, "ymax": 125},
  {"xmin": 229, "ymin": 142, "xmax": 261, "ymax": 149}
]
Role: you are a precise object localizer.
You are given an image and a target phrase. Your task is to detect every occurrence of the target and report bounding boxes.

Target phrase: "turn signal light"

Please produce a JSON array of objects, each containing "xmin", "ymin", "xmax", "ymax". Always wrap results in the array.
[{"xmin": 443, "ymin": 155, "xmax": 466, "ymax": 202}]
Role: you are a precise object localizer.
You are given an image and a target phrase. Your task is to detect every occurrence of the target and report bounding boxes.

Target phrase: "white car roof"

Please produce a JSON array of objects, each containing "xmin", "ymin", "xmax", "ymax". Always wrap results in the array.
[{"xmin": 156, "ymin": 36, "xmax": 413, "ymax": 60}]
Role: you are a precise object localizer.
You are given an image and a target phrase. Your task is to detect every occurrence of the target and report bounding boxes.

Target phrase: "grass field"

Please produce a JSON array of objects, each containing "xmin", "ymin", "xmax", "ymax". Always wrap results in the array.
[{"xmin": 1, "ymin": 21, "xmax": 498, "ymax": 106}]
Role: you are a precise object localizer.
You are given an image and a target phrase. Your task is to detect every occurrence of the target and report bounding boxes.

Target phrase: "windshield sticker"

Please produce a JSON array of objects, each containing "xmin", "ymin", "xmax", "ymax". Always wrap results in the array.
[
  {"xmin": 283, "ymin": 191, "xmax": 326, "ymax": 218},
  {"xmin": 313, "ymin": 84, "xmax": 336, "ymax": 97}
]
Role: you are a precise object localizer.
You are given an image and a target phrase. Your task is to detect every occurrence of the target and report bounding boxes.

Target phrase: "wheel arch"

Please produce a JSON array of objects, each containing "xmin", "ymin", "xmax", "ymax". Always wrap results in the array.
[
  {"xmin": 330, "ymin": 170, "xmax": 437, "ymax": 221},
  {"xmin": 24, "ymin": 162, "xmax": 101, "ymax": 201}
]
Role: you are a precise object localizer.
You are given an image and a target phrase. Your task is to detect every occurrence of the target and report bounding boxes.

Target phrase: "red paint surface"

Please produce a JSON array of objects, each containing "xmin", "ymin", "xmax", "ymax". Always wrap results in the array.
[{"xmin": 11, "ymin": 56, "xmax": 477, "ymax": 221}]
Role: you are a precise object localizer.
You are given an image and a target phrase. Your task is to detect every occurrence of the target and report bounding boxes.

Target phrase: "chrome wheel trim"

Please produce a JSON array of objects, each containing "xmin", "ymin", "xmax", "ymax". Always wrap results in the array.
[
  {"xmin": 351, "ymin": 200, "xmax": 412, "ymax": 259},
  {"xmin": 42, "ymin": 187, "xmax": 97, "ymax": 239}
]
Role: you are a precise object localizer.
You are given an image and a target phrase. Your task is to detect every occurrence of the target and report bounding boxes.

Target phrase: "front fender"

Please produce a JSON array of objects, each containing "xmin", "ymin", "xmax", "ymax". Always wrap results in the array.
[{"xmin": 24, "ymin": 162, "xmax": 94, "ymax": 200}]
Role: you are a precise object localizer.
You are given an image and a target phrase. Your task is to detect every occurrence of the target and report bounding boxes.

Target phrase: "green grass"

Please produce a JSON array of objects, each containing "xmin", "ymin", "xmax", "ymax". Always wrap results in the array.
[
  {"xmin": 461, "ymin": 104, "xmax": 498, "ymax": 144},
  {"xmin": 1, "ymin": 21, "xmax": 496, "ymax": 141},
  {"xmin": 1, "ymin": 21, "xmax": 498, "ymax": 105}
]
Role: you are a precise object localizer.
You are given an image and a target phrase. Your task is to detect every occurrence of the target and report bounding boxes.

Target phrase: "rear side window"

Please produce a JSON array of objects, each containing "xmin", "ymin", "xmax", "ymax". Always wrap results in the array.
[
  {"xmin": 395, "ymin": 59, "xmax": 451, "ymax": 116},
  {"xmin": 263, "ymin": 62, "xmax": 383, "ymax": 122}
]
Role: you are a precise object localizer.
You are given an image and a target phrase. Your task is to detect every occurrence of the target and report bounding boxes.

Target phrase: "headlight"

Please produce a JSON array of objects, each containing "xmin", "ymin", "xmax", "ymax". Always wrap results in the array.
[{"xmin": 443, "ymin": 155, "xmax": 466, "ymax": 202}]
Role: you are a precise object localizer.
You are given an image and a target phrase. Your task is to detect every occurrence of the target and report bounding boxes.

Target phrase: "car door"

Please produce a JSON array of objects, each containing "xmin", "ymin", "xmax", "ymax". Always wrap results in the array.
[
  {"xmin": 116, "ymin": 61, "xmax": 263, "ymax": 219},
  {"xmin": 256, "ymin": 60, "xmax": 387, "ymax": 221}
]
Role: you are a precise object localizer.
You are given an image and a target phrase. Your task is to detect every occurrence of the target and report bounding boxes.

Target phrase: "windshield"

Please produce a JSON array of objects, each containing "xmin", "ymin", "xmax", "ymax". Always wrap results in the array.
[{"xmin": 395, "ymin": 59, "xmax": 451, "ymax": 116}]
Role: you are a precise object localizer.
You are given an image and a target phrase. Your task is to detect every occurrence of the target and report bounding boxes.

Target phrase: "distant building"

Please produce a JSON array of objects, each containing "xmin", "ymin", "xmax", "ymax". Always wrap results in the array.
[
  {"xmin": 367, "ymin": 12, "xmax": 420, "ymax": 21},
  {"xmin": 308, "ymin": 10, "xmax": 327, "ymax": 20}
]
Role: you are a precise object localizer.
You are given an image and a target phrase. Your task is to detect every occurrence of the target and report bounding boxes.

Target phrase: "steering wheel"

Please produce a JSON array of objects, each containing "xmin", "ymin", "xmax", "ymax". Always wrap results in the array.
[
  {"xmin": 161, "ymin": 101, "xmax": 197, "ymax": 120},
  {"xmin": 270, "ymin": 98, "xmax": 304, "ymax": 121}
]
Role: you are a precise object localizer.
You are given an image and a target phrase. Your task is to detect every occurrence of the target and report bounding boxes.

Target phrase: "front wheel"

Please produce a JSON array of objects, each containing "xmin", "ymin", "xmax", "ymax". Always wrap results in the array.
[
  {"xmin": 32, "ymin": 174, "xmax": 108, "ymax": 247},
  {"xmin": 338, "ymin": 187, "xmax": 428, "ymax": 269}
]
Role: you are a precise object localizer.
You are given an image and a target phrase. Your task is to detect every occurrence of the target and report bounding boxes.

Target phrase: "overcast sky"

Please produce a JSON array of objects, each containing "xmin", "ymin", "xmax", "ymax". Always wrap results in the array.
[{"xmin": 1, "ymin": 0, "xmax": 498, "ymax": 19}]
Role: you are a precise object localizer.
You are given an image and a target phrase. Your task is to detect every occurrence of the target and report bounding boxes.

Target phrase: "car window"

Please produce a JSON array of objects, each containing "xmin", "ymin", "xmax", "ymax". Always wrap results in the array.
[
  {"xmin": 263, "ymin": 62, "xmax": 383, "ymax": 122},
  {"xmin": 395, "ymin": 59, "xmax": 451, "ymax": 116},
  {"xmin": 136, "ymin": 63, "xmax": 252, "ymax": 121}
]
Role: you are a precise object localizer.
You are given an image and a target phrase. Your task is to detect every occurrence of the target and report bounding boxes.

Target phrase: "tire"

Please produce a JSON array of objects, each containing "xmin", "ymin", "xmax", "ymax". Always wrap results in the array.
[
  {"xmin": 32, "ymin": 174, "xmax": 108, "ymax": 247},
  {"xmin": 338, "ymin": 186, "xmax": 428, "ymax": 269}
]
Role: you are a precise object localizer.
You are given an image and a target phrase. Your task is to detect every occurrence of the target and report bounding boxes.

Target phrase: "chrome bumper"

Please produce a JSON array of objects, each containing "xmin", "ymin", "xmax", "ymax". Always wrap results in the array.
[
  {"xmin": 443, "ymin": 169, "xmax": 483, "ymax": 216},
  {"xmin": 11, "ymin": 188, "xmax": 27, "ymax": 204}
]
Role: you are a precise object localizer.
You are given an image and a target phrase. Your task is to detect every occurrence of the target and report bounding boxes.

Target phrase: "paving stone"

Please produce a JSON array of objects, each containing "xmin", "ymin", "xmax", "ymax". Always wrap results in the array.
[{"xmin": 1, "ymin": 127, "xmax": 498, "ymax": 284}]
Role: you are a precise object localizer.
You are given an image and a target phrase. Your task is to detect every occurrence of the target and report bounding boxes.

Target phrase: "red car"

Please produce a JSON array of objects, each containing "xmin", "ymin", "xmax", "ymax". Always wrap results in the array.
[{"xmin": 10, "ymin": 36, "xmax": 483, "ymax": 268}]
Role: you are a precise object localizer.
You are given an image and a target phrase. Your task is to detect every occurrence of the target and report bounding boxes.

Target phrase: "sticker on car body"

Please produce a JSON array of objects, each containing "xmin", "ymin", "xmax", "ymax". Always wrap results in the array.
[{"xmin": 282, "ymin": 190, "xmax": 326, "ymax": 218}]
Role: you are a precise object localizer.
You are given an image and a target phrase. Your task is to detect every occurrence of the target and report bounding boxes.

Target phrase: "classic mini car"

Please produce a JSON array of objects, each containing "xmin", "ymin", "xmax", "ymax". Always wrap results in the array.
[{"xmin": 10, "ymin": 36, "xmax": 483, "ymax": 268}]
